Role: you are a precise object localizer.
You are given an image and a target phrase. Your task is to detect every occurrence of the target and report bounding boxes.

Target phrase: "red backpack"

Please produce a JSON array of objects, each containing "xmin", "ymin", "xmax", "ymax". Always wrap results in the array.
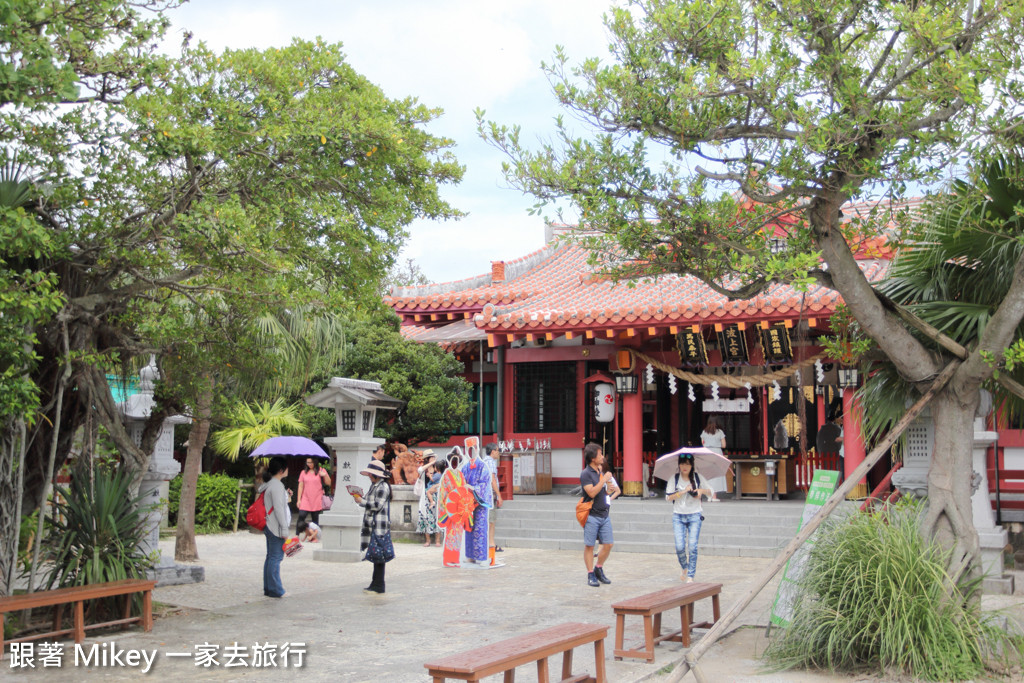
[{"xmin": 246, "ymin": 490, "xmax": 274, "ymax": 530}]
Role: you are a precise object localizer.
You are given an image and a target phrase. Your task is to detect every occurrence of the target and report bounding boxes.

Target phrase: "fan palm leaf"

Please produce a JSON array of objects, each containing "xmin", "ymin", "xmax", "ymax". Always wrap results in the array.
[
  {"xmin": 209, "ymin": 398, "xmax": 306, "ymax": 461},
  {"xmin": 867, "ymin": 153, "xmax": 1024, "ymax": 438}
]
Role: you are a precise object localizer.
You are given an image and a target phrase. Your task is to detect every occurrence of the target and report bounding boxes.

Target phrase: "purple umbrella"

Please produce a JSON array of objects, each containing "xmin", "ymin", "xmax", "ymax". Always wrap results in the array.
[{"xmin": 249, "ymin": 435, "xmax": 329, "ymax": 459}]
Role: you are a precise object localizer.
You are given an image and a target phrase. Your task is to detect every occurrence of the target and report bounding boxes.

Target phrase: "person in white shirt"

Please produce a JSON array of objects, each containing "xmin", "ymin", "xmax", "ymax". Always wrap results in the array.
[
  {"xmin": 665, "ymin": 453, "xmax": 714, "ymax": 583},
  {"xmin": 700, "ymin": 417, "xmax": 728, "ymax": 495}
]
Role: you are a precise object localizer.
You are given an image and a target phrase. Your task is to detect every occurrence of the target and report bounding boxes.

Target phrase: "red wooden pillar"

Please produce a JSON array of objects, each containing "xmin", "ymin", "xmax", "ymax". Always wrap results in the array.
[
  {"xmin": 621, "ymin": 389, "xmax": 643, "ymax": 496},
  {"xmin": 842, "ymin": 387, "xmax": 868, "ymax": 498}
]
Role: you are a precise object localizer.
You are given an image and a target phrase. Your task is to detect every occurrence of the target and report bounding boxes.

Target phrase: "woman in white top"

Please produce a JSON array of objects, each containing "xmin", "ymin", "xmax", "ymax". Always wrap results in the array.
[
  {"xmin": 700, "ymin": 417, "xmax": 727, "ymax": 494},
  {"xmin": 665, "ymin": 453, "xmax": 713, "ymax": 582}
]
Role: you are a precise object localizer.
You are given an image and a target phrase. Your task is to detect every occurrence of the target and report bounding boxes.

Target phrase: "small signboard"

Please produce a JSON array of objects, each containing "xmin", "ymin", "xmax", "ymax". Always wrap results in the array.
[
  {"xmin": 717, "ymin": 324, "xmax": 749, "ymax": 363},
  {"xmin": 676, "ymin": 329, "xmax": 708, "ymax": 365},
  {"xmin": 761, "ymin": 323, "xmax": 793, "ymax": 362},
  {"xmin": 701, "ymin": 398, "xmax": 750, "ymax": 413},
  {"xmin": 768, "ymin": 468, "xmax": 840, "ymax": 628}
]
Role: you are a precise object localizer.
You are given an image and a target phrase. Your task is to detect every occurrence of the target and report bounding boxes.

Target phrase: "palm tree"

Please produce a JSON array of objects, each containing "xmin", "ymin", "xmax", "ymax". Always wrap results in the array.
[
  {"xmin": 172, "ymin": 306, "xmax": 345, "ymax": 561},
  {"xmin": 866, "ymin": 153, "xmax": 1024, "ymax": 440},
  {"xmin": 209, "ymin": 398, "xmax": 307, "ymax": 461}
]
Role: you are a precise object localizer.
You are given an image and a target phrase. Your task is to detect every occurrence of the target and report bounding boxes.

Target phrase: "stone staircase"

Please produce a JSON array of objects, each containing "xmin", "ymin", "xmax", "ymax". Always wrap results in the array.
[{"xmin": 494, "ymin": 494, "xmax": 811, "ymax": 558}]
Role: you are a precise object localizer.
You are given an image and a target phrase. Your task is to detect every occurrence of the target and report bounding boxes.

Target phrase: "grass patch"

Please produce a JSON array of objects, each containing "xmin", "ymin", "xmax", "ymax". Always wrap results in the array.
[{"xmin": 764, "ymin": 498, "xmax": 1024, "ymax": 681}]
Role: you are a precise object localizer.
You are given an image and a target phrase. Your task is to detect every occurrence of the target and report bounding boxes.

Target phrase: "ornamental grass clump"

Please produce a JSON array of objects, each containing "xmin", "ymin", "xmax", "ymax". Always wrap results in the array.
[
  {"xmin": 40, "ymin": 462, "xmax": 154, "ymax": 589},
  {"xmin": 764, "ymin": 498, "xmax": 1022, "ymax": 681}
]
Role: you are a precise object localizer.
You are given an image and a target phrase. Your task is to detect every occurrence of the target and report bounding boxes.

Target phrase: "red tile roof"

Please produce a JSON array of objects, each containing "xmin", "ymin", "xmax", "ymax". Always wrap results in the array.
[
  {"xmin": 389, "ymin": 241, "xmax": 887, "ymax": 341},
  {"xmin": 388, "ymin": 197, "xmax": 918, "ymax": 342}
]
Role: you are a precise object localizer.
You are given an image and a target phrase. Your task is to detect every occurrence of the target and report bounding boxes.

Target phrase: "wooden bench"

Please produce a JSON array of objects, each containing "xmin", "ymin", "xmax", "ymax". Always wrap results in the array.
[
  {"xmin": 611, "ymin": 582, "xmax": 722, "ymax": 662},
  {"xmin": 0, "ymin": 578, "xmax": 156, "ymax": 652},
  {"xmin": 424, "ymin": 621, "xmax": 608, "ymax": 682}
]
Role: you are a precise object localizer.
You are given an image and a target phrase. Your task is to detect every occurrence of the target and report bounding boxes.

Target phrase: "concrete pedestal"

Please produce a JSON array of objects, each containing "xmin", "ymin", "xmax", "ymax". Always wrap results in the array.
[
  {"xmin": 972, "ymin": 422, "xmax": 1013, "ymax": 595},
  {"xmin": 312, "ymin": 507, "xmax": 364, "ymax": 563},
  {"xmin": 313, "ymin": 434, "xmax": 380, "ymax": 563},
  {"xmin": 140, "ymin": 469, "xmax": 205, "ymax": 586}
]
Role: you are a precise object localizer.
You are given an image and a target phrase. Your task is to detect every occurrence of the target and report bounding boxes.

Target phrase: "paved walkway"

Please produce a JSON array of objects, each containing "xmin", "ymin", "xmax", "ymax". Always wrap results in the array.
[{"xmin": 6, "ymin": 530, "xmax": 1023, "ymax": 681}]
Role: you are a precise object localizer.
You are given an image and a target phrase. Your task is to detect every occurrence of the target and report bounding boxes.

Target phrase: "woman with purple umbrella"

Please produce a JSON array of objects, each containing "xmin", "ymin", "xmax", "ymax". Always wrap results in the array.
[{"xmin": 665, "ymin": 452, "xmax": 714, "ymax": 583}]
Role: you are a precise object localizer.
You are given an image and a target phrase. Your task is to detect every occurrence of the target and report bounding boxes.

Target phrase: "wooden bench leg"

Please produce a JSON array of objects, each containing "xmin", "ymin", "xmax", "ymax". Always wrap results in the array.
[
  {"xmin": 536, "ymin": 655, "xmax": 549, "ymax": 683},
  {"xmin": 642, "ymin": 615, "xmax": 655, "ymax": 663},
  {"xmin": 143, "ymin": 589, "xmax": 153, "ymax": 631},
  {"xmin": 73, "ymin": 600, "xmax": 85, "ymax": 643},
  {"xmin": 614, "ymin": 613, "xmax": 625, "ymax": 661},
  {"xmin": 503, "ymin": 669, "xmax": 515, "ymax": 683},
  {"xmin": 680, "ymin": 604, "xmax": 692, "ymax": 647},
  {"xmin": 561, "ymin": 646, "xmax": 573, "ymax": 680},
  {"xmin": 54, "ymin": 604, "xmax": 64, "ymax": 634},
  {"xmin": 594, "ymin": 637, "xmax": 606, "ymax": 683},
  {"xmin": 712, "ymin": 593, "xmax": 721, "ymax": 623},
  {"xmin": 122, "ymin": 593, "xmax": 132, "ymax": 630},
  {"xmin": 652, "ymin": 612, "xmax": 662, "ymax": 639}
]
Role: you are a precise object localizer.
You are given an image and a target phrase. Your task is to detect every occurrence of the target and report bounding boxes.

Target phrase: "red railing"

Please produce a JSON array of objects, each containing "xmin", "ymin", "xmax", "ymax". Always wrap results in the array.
[
  {"xmin": 987, "ymin": 445, "xmax": 1024, "ymax": 520},
  {"xmin": 794, "ymin": 452, "xmax": 842, "ymax": 490}
]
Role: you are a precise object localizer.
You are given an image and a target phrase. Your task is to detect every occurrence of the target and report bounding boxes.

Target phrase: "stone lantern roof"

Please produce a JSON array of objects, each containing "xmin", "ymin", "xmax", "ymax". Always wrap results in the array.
[{"xmin": 304, "ymin": 377, "xmax": 404, "ymax": 411}]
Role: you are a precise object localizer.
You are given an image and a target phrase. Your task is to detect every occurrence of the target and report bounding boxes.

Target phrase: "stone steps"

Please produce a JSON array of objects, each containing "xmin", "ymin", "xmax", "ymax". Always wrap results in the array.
[{"xmin": 494, "ymin": 495, "xmax": 814, "ymax": 558}]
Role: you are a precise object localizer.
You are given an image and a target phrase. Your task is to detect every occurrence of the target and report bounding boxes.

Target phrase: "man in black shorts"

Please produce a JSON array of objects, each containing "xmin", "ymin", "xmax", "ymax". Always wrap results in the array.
[{"xmin": 581, "ymin": 442, "xmax": 618, "ymax": 587}]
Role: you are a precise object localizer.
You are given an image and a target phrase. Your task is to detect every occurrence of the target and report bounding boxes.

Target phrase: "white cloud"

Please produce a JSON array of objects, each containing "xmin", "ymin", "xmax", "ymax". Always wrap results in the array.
[{"xmin": 165, "ymin": 0, "xmax": 613, "ymax": 283}]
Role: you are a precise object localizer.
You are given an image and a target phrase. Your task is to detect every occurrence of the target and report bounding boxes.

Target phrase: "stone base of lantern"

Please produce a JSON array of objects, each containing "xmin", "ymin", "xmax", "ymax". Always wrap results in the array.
[{"xmin": 312, "ymin": 508, "xmax": 365, "ymax": 563}]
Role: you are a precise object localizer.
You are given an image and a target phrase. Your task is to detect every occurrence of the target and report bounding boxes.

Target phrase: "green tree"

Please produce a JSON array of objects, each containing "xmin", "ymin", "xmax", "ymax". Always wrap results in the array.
[
  {"xmin": 334, "ymin": 311, "xmax": 474, "ymax": 445},
  {"xmin": 480, "ymin": 0, "xmax": 1024, "ymax": 592},
  {"xmin": 1, "ymin": 1, "xmax": 463, "ymax": 595},
  {"xmin": 168, "ymin": 306, "xmax": 345, "ymax": 561}
]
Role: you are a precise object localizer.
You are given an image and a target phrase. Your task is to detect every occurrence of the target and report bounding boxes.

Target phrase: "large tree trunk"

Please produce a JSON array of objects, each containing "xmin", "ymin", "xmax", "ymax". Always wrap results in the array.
[
  {"xmin": 0, "ymin": 420, "xmax": 27, "ymax": 596},
  {"xmin": 175, "ymin": 385, "xmax": 213, "ymax": 562},
  {"xmin": 924, "ymin": 384, "xmax": 983, "ymax": 591}
]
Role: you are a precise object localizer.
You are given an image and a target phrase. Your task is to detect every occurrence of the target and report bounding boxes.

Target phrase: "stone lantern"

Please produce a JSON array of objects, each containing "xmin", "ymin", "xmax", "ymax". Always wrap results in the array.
[
  {"xmin": 117, "ymin": 357, "xmax": 202, "ymax": 585},
  {"xmin": 304, "ymin": 377, "xmax": 404, "ymax": 562}
]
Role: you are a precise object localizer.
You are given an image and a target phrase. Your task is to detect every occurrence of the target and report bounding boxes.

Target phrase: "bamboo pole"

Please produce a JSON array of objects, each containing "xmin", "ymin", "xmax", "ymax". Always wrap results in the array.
[{"xmin": 666, "ymin": 359, "xmax": 961, "ymax": 683}]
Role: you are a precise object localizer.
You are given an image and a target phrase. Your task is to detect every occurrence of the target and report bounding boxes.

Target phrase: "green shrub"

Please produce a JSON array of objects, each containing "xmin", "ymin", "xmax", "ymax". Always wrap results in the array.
[
  {"xmin": 168, "ymin": 473, "xmax": 241, "ymax": 530},
  {"xmin": 41, "ymin": 463, "xmax": 154, "ymax": 588},
  {"xmin": 764, "ymin": 498, "xmax": 1023, "ymax": 680}
]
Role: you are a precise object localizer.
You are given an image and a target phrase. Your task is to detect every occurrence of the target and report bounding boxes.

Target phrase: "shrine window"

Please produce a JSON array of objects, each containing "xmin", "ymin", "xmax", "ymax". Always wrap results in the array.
[
  {"xmin": 514, "ymin": 362, "xmax": 577, "ymax": 433},
  {"xmin": 456, "ymin": 383, "xmax": 497, "ymax": 435}
]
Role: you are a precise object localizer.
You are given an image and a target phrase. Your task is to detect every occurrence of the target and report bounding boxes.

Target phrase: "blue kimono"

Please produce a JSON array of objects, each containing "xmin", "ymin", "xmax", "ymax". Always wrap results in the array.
[{"xmin": 460, "ymin": 455, "xmax": 493, "ymax": 562}]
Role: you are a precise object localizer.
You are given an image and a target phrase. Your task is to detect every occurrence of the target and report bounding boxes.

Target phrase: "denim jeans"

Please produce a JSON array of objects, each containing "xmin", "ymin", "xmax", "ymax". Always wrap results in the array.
[
  {"xmin": 673, "ymin": 512, "xmax": 703, "ymax": 578},
  {"xmin": 264, "ymin": 526, "xmax": 286, "ymax": 597}
]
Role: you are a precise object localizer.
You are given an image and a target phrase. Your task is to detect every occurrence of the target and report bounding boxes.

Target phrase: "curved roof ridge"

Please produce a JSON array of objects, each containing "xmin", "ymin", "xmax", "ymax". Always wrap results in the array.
[
  {"xmin": 502, "ymin": 243, "xmax": 562, "ymax": 280},
  {"xmin": 390, "ymin": 272, "xmax": 494, "ymax": 298}
]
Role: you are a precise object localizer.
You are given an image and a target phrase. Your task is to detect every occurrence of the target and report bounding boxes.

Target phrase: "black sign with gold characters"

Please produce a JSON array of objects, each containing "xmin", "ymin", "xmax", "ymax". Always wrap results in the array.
[
  {"xmin": 676, "ymin": 329, "xmax": 708, "ymax": 365},
  {"xmin": 760, "ymin": 323, "xmax": 792, "ymax": 362},
  {"xmin": 717, "ymin": 324, "xmax": 749, "ymax": 363}
]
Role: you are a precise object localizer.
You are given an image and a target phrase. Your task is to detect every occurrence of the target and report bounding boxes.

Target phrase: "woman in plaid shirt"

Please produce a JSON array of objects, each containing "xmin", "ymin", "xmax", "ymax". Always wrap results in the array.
[{"xmin": 352, "ymin": 460, "xmax": 394, "ymax": 593}]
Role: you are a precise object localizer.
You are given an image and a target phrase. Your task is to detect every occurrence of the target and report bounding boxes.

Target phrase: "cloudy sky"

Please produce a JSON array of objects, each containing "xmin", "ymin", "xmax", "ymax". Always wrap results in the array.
[{"xmin": 165, "ymin": 1, "xmax": 617, "ymax": 284}]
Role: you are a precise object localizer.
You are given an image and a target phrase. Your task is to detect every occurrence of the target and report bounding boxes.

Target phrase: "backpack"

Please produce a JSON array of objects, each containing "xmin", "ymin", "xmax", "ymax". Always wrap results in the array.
[{"xmin": 246, "ymin": 490, "xmax": 274, "ymax": 531}]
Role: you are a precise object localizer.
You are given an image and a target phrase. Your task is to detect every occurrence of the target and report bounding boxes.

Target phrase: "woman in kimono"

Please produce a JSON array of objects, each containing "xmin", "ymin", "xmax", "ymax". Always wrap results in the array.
[{"xmin": 460, "ymin": 444, "xmax": 493, "ymax": 564}]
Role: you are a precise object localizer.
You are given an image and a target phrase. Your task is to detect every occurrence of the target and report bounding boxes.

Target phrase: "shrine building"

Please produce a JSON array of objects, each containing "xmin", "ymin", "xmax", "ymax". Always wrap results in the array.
[{"xmin": 386, "ymin": 213, "xmax": 902, "ymax": 500}]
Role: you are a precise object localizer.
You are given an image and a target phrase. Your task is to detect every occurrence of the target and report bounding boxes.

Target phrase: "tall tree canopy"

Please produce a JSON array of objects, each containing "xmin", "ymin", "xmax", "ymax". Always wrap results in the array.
[
  {"xmin": 481, "ymin": 0, "xmax": 1024, "ymax": 584},
  {"xmin": 0, "ymin": 0, "xmax": 464, "ymax": 592}
]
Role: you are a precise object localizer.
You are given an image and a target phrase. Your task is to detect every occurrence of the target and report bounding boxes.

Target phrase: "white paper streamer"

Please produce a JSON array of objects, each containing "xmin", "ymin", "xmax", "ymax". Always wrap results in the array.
[
  {"xmin": 745, "ymin": 381, "xmax": 754, "ymax": 404},
  {"xmin": 645, "ymin": 364, "xmax": 655, "ymax": 386},
  {"xmin": 688, "ymin": 383, "xmax": 696, "ymax": 402},
  {"xmin": 668, "ymin": 374, "xmax": 677, "ymax": 395},
  {"xmin": 814, "ymin": 359, "xmax": 825, "ymax": 384},
  {"xmin": 711, "ymin": 381, "xmax": 720, "ymax": 401},
  {"xmin": 772, "ymin": 380, "xmax": 782, "ymax": 402}
]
